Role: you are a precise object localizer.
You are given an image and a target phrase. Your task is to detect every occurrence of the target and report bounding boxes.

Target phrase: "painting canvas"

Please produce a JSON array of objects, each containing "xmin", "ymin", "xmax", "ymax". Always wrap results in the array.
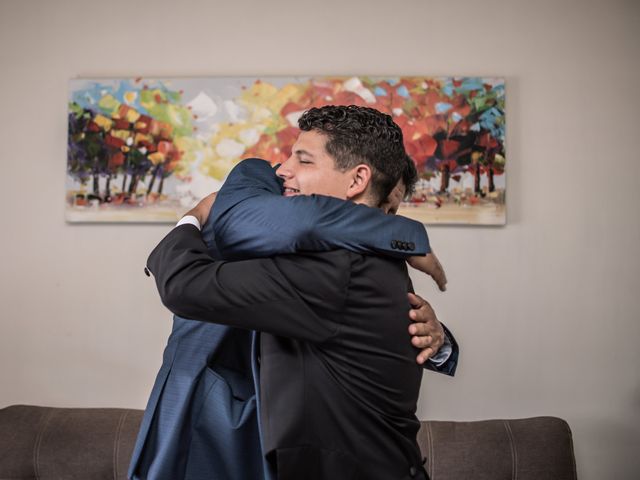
[{"xmin": 66, "ymin": 76, "xmax": 505, "ymax": 224}]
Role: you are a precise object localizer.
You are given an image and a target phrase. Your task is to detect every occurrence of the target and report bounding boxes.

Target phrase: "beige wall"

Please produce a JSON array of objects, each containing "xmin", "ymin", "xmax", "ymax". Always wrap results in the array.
[{"xmin": 1, "ymin": 0, "xmax": 638, "ymax": 478}]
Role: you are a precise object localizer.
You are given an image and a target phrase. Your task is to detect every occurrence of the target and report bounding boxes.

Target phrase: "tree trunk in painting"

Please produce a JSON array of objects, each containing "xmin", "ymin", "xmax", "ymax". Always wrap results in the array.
[
  {"xmin": 474, "ymin": 163, "xmax": 481, "ymax": 194},
  {"xmin": 147, "ymin": 175, "xmax": 156, "ymax": 195},
  {"xmin": 488, "ymin": 167, "xmax": 495, "ymax": 192},
  {"xmin": 147, "ymin": 165, "xmax": 160, "ymax": 195},
  {"xmin": 158, "ymin": 175, "xmax": 165, "ymax": 196},
  {"xmin": 128, "ymin": 175, "xmax": 139, "ymax": 195},
  {"xmin": 439, "ymin": 165, "xmax": 450, "ymax": 193},
  {"xmin": 105, "ymin": 175, "xmax": 112, "ymax": 202},
  {"xmin": 121, "ymin": 154, "xmax": 130, "ymax": 194},
  {"xmin": 93, "ymin": 173, "xmax": 100, "ymax": 198},
  {"xmin": 91, "ymin": 156, "xmax": 100, "ymax": 198}
]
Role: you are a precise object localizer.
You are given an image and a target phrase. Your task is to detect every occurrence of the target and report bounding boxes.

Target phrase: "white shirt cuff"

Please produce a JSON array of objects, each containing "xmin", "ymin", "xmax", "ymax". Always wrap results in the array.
[
  {"xmin": 177, "ymin": 215, "xmax": 201, "ymax": 230},
  {"xmin": 428, "ymin": 334, "xmax": 452, "ymax": 366}
]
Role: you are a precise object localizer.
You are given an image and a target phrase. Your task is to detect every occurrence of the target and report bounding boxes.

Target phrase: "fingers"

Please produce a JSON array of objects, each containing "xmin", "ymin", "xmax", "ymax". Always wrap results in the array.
[
  {"xmin": 410, "ymin": 323, "xmax": 443, "ymax": 348},
  {"xmin": 412, "ymin": 334, "xmax": 435, "ymax": 364},
  {"xmin": 436, "ymin": 262, "xmax": 447, "ymax": 292},
  {"xmin": 408, "ymin": 307, "xmax": 444, "ymax": 365},
  {"xmin": 434, "ymin": 269, "xmax": 446, "ymax": 292},
  {"xmin": 406, "ymin": 254, "xmax": 448, "ymax": 292},
  {"xmin": 411, "ymin": 334, "xmax": 432, "ymax": 348},
  {"xmin": 407, "ymin": 292, "xmax": 425, "ymax": 309},
  {"xmin": 407, "ymin": 291, "xmax": 445, "ymax": 364},
  {"xmin": 407, "ymin": 293, "xmax": 435, "ymax": 326},
  {"xmin": 416, "ymin": 348, "xmax": 434, "ymax": 365},
  {"xmin": 409, "ymin": 323, "xmax": 433, "ymax": 337},
  {"xmin": 428, "ymin": 253, "xmax": 447, "ymax": 292},
  {"xmin": 410, "ymin": 319, "xmax": 444, "ymax": 346}
]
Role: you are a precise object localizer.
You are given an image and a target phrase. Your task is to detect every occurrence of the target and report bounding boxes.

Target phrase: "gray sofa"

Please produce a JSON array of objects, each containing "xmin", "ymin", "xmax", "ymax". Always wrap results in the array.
[{"xmin": 0, "ymin": 405, "xmax": 577, "ymax": 479}]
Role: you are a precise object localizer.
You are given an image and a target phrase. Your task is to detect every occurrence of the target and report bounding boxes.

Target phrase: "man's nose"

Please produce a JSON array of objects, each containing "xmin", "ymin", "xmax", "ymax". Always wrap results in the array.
[{"xmin": 275, "ymin": 161, "xmax": 290, "ymax": 179}]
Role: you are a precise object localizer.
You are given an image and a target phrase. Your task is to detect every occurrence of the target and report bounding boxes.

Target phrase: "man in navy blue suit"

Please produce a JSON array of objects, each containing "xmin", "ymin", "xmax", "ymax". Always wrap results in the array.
[{"xmin": 130, "ymin": 106, "xmax": 457, "ymax": 480}]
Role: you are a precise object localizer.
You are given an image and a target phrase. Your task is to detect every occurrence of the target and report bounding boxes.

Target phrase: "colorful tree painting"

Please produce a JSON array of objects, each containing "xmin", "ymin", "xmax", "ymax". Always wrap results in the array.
[{"xmin": 67, "ymin": 76, "xmax": 505, "ymax": 224}]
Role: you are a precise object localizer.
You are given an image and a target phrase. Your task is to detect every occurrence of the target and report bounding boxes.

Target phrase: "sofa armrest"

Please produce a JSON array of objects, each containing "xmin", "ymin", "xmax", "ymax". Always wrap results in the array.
[
  {"xmin": 417, "ymin": 417, "xmax": 578, "ymax": 480},
  {"xmin": 0, "ymin": 405, "xmax": 143, "ymax": 480}
]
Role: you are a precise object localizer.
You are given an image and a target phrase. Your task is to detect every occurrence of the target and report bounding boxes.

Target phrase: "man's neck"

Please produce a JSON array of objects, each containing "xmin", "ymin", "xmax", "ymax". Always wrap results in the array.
[{"xmin": 349, "ymin": 192, "xmax": 377, "ymax": 208}]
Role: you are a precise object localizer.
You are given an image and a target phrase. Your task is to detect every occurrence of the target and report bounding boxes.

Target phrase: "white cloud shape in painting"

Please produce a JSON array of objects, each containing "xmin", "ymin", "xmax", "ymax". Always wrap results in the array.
[
  {"xmin": 343, "ymin": 77, "xmax": 376, "ymax": 104},
  {"xmin": 253, "ymin": 106, "xmax": 272, "ymax": 122},
  {"xmin": 193, "ymin": 121, "xmax": 220, "ymax": 142},
  {"xmin": 285, "ymin": 110, "xmax": 305, "ymax": 127},
  {"xmin": 224, "ymin": 100, "xmax": 248, "ymax": 123},
  {"xmin": 189, "ymin": 172, "xmax": 224, "ymax": 201},
  {"xmin": 187, "ymin": 92, "xmax": 218, "ymax": 119},
  {"xmin": 175, "ymin": 151, "xmax": 225, "ymax": 207},
  {"xmin": 216, "ymin": 138, "xmax": 246, "ymax": 158},
  {"xmin": 239, "ymin": 128, "xmax": 261, "ymax": 146}
]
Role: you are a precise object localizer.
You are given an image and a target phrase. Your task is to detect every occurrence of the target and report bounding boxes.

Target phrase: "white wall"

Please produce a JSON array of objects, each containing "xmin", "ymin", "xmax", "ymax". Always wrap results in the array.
[{"xmin": 1, "ymin": 0, "xmax": 638, "ymax": 478}]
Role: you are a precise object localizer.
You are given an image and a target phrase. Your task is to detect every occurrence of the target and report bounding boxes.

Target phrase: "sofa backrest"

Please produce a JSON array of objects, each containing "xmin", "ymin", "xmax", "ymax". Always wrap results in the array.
[{"xmin": 0, "ymin": 405, "xmax": 577, "ymax": 479}]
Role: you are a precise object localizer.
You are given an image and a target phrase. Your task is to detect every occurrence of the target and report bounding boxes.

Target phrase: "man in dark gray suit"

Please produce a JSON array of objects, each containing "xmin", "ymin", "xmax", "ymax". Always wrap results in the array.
[
  {"xmin": 130, "ymin": 156, "xmax": 453, "ymax": 480},
  {"xmin": 145, "ymin": 106, "xmax": 457, "ymax": 479}
]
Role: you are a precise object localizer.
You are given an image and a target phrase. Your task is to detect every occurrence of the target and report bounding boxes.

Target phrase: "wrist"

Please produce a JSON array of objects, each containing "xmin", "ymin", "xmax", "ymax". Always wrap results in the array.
[
  {"xmin": 177, "ymin": 214, "xmax": 202, "ymax": 230},
  {"xmin": 186, "ymin": 209, "xmax": 204, "ymax": 226}
]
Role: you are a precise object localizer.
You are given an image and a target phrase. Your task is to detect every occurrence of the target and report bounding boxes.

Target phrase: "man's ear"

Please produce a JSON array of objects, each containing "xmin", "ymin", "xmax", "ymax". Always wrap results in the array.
[{"xmin": 346, "ymin": 164, "xmax": 372, "ymax": 200}]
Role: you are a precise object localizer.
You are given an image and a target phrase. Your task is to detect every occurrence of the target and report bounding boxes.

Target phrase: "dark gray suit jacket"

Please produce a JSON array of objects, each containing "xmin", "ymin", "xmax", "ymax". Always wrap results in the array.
[
  {"xmin": 147, "ymin": 225, "xmax": 429, "ymax": 479},
  {"xmin": 131, "ymin": 159, "xmax": 456, "ymax": 480}
]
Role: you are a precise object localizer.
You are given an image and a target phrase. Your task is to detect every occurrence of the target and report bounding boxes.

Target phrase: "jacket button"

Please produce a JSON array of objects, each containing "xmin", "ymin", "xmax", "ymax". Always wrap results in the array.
[
  {"xmin": 408, "ymin": 242, "xmax": 415, "ymax": 251},
  {"xmin": 401, "ymin": 242, "xmax": 409, "ymax": 250},
  {"xmin": 409, "ymin": 466, "xmax": 417, "ymax": 476},
  {"xmin": 391, "ymin": 240, "xmax": 398, "ymax": 249},
  {"xmin": 144, "ymin": 267, "xmax": 151, "ymax": 277}
]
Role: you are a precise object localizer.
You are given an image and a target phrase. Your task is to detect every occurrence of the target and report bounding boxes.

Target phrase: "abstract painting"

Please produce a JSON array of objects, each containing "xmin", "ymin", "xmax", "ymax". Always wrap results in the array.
[{"xmin": 67, "ymin": 76, "xmax": 505, "ymax": 224}]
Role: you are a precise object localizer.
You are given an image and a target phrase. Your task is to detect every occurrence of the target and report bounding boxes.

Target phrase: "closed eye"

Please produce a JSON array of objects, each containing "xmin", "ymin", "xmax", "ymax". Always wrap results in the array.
[{"xmin": 293, "ymin": 148, "xmax": 314, "ymax": 165}]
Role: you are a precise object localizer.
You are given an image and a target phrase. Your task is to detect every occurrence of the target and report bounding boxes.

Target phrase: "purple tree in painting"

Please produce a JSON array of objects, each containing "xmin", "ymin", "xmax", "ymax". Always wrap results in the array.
[
  {"xmin": 67, "ymin": 109, "xmax": 92, "ymax": 187},
  {"xmin": 86, "ymin": 121, "xmax": 110, "ymax": 200},
  {"xmin": 68, "ymin": 106, "xmax": 109, "ymax": 202}
]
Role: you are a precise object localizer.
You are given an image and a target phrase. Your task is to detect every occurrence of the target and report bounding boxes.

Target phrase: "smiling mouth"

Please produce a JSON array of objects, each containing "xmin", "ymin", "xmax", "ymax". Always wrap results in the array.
[{"xmin": 283, "ymin": 187, "xmax": 300, "ymax": 196}]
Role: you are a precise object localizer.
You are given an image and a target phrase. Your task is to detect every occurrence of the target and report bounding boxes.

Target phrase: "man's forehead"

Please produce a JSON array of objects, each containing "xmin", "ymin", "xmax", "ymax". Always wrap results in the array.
[{"xmin": 293, "ymin": 130, "xmax": 328, "ymax": 150}]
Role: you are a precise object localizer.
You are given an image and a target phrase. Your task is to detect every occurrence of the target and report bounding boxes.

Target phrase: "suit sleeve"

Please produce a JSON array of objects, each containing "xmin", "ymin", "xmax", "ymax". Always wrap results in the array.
[
  {"xmin": 208, "ymin": 159, "xmax": 431, "ymax": 260},
  {"xmin": 147, "ymin": 224, "xmax": 344, "ymax": 344},
  {"xmin": 423, "ymin": 324, "xmax": 459, "ymax": 376}
]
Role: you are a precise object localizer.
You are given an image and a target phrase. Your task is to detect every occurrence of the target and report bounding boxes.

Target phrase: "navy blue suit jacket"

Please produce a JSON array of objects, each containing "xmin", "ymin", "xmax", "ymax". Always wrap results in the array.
[{"xmin": 129, "ymin": 159, "xmax": 457, "ymax": 480}]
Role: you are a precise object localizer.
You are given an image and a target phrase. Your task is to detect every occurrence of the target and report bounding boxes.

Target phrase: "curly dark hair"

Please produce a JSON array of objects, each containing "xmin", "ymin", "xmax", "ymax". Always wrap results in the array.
[
  {"xmin": 401, "ymin": 153, "xmax": 419, "ymax": 199},
  {"xmin": 298, "ymin": 105, "xmax": 412, "ymax": 204}
]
